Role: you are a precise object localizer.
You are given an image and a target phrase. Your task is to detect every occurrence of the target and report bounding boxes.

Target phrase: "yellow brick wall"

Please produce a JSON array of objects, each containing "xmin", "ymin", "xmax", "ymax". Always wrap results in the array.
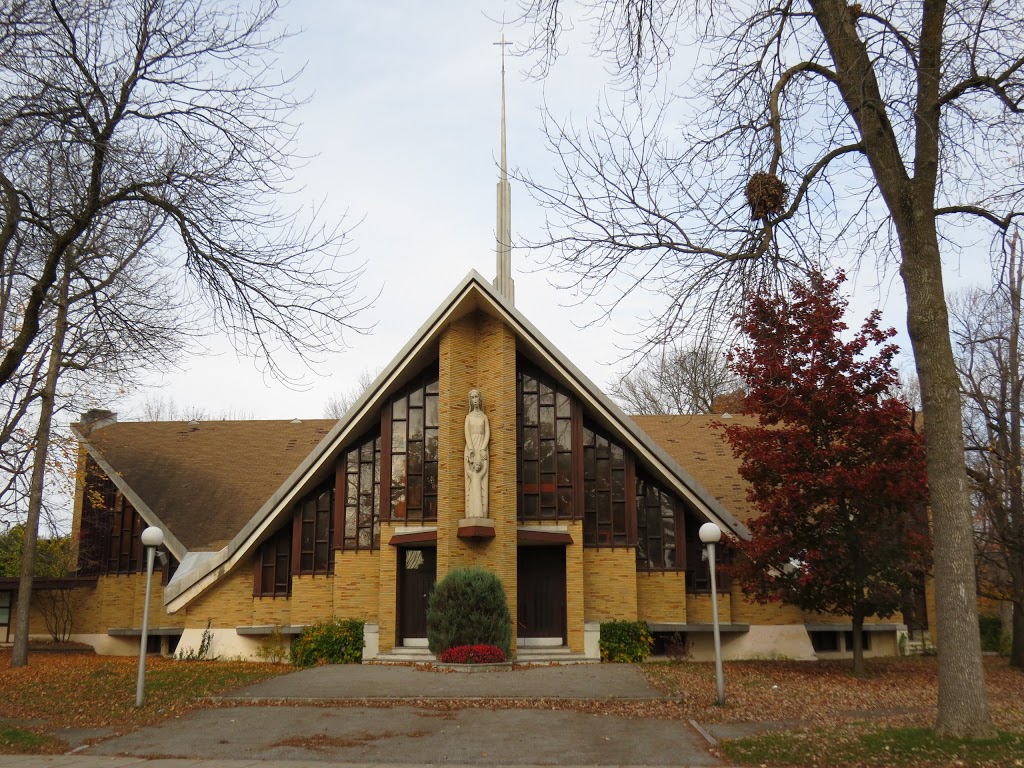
[
  {"xmin": 436, "ymin": 312, "xmax": 519, "ymax": 645},
  {"xmin": 638, "ymin": 572, "xmax": 688, "ymax": 623},
  {"xmin": 584, "ymin": 548, "xmax": 638, "ymax": 621},
  {"xmin": 335, "ymin": 549, "xmax": 380, "ymax": 621},
  {"xmin": 58, "ymin": 574, "xmax": 186, "ymax": 636},
  {"xmin": 687, "ymin": 592, "xmax": 732, "ymax": 624},
  {"xmin": 16, "ymin": 585, "xmax": 96, "ymax": 638},
  {"xmin": 100, "ymin": 575, "xmax": 140, "ymax": 629},
  {"xmin": 729, "ymin": 584, "xmax": 803, "ymax": 624},
  {"xmin": 565, "ymin": 521, "xmax": 585, "ymax": 651},
  {"xmin": 252, "ymin": 596, "xmax": 292, "ymax": 627},
  {"xmin": 290, "ymin": 575, "xmax": 335, "ymax": 625},
  {"xmin": 801, "ymin": 610, "xmax": 899, "ymax": 626},
  {"xmin": 186, "ymin": 560, "xmax": 258, "ymax": 628},
  {"xmin": 377, "ymin": 522, "xmax": 399, "ymax": 651},
  {"xmin": 65, "ymin": 585, "xmax": 98, "ymax": 633}
]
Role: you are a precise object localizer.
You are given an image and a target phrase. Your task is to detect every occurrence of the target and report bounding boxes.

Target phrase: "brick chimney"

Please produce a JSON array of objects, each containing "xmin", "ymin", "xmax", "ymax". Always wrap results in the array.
[{"xmin": 78, "ymin": 409, "xmax": 117, "ymax": 433}]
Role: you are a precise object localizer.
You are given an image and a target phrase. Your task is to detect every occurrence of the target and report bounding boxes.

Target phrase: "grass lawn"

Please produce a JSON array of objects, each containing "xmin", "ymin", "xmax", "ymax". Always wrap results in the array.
[
  {"xmin": 0, "ymin": 648, "xmax": 291, "ymax": 753},
  {"xmin": 642, "ymin": 655, "xmax": 1024, "ymax": 767},
  {"xmin": 721, "ymin": 726, "xmax": 1024, "ymax": 767}
]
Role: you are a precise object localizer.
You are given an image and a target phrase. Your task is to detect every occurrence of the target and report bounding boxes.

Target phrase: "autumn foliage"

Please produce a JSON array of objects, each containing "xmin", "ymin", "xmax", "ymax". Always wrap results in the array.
[{"xmin": 723, "ymin": 271, "xmax": 931, "ymax": 672}]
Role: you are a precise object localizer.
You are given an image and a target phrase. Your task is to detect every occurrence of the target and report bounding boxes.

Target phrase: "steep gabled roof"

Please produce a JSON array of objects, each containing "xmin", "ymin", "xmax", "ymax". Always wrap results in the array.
[
  {"xmin": 632, "ymin": 414, "xmax": 759, "ymax": 524},
  {"xmin": 79, "ymin": 271, "xmax": 750, "ymax": 612},
  {"xmin": 73, "ymin": 420, "xmax": 336, "ymax": 557}
]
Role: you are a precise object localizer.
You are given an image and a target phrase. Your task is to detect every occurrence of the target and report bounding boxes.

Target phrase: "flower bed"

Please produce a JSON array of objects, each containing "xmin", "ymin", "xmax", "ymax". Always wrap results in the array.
[{"xmin": 438, "ymin": 644, "xmax": 506, "ymax": 664}]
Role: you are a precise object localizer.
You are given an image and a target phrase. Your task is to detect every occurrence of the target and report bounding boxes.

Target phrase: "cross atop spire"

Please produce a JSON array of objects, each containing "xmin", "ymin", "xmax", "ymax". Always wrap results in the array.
[{"xmin": 493, "ymin": 34, "xmax": 514, "ymax": 305}]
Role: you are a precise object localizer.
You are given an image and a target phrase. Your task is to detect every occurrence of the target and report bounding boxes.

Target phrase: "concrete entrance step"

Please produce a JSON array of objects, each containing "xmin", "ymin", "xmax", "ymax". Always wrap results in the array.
[
  {"xmin": 514, "ymin": 645, "xmax": 595, "ymax": 666},
  {"xmin": 371, "ymin": 646, "xmax": 436, "ymax": 664}
]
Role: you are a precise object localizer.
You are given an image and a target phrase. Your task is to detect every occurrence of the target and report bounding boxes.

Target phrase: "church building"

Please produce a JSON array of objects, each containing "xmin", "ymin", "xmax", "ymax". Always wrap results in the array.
[{"xmin": 8, "ymin": 58, "xmax": 919, "ymax": 664}]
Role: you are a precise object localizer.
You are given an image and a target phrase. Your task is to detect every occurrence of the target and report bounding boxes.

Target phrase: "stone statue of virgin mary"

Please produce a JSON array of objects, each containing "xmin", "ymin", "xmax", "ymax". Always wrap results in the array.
[{"xmin": 464, "ymin": 388, "xmax": 490, "ymax": 518}]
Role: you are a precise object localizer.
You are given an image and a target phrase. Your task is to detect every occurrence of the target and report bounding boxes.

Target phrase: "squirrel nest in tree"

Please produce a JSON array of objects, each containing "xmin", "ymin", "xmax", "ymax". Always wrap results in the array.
[{"xmin": 745, "ymin": 172, "xmax": 789, "ymax": 219}]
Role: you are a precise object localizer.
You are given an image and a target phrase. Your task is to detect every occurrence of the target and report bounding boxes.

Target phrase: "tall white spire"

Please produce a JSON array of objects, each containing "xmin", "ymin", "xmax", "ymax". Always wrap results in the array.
[{"xmin": 493, "ymin": 34, "xmax": 514, "ymax": 304}]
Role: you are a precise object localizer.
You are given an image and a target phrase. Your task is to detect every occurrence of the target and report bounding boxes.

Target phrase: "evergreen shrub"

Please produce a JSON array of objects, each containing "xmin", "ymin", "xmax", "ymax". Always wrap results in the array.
[
  {"xmin": 600, "ymin": 620, "xmax": 653, "ymax": 662},
  {"xmin": 979, "ymin": 615, "xmax": 1002, "ymax": 653},
  {"xmin": 426, "ymin": 567, "xmax": 512, "ymax": 657},
  {"xmin": 291, "ymin": 618, "xmax": 364, "ymax": 667}
]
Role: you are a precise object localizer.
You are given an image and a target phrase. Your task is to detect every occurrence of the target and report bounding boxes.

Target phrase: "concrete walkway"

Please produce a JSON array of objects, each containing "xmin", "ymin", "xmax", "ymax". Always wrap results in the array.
[
  {"xmin": 12, "ymin": 665, "xmax": 728, "ymax": 767},
  {"xmin": 3, "ymin": 760, "xmax": 720, "ymax": 768},
  {"xmin": 223, "ymin": 662, "xmax": 668, "ymax": 701}
]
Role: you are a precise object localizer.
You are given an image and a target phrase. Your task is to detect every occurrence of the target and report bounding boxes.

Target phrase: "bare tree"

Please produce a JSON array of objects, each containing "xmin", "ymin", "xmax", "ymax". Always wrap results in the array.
[
  {"xmin": 8, "ymin": 219, "xmax": 184, "ymax": 667},
  {"xmin": 610, "ymin": 343, "xmax": 738, "ymax": 414},
  {"xmin": 0, "ymin": 0, "xmax": 367, "ymax": 399},
  {"xmin": 951, "ymin": 232, "xmax": 1024, "ymax": 668},
  {"xmin": 324, "ymin": 368, "xmax": 381, "ymax": 419},
  {"xmin": 515, "ymin": 0, "xmax": 1024, "ymax": 736}
]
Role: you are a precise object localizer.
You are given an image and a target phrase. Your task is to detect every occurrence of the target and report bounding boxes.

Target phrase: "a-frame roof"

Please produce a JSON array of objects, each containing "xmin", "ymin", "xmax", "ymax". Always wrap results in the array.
[{"xmin": 78, "ymin": 271, "xmax": 751, "ymax": 613}]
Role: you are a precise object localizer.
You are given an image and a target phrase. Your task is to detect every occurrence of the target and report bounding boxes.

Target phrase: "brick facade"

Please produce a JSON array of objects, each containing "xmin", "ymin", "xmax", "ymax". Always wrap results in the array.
[
  {"xmin": 437, "ymin": 312, "xmax": 519, "ymax": 645},
  {"xmin": 58, "ymin": 289, "xmax": 917, "ymax": 661}
]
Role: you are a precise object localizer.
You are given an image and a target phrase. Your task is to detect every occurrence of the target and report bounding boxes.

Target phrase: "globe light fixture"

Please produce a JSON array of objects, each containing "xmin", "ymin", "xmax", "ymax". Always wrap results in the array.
[
  {"xmin": 136, "ymin": 526, "xmax": 164, "ymax": 707},
  {"xmin": 699, "ymin": 521, "xmax": 725, "ymax": 705}
]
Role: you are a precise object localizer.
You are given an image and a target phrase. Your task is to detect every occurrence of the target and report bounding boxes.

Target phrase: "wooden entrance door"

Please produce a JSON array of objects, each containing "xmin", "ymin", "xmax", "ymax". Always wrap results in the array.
[
  {"xmin": 398, "ymin": 547, "xmax": 436, "ymax": 643},
  {"xmin": 517, "ymin": 546, "xmax": 567, "ymax": 640}
]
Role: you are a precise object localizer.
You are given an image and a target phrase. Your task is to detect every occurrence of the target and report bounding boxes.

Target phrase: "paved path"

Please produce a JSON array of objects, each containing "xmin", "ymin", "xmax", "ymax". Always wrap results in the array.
[
  {"xmin": 2, "ymin": 760, "xmax": 720, "ymax": 768},
  {"xmin": 224, "ymin": 663, "xmax": 667, "ymax": 701},
  {"xmin": 10, "ymin": 665, "xmax": 727, "ymax": 767},
  {"xmin": 86, "ymin": 705, "xmax": 719, "ymax": 765}
]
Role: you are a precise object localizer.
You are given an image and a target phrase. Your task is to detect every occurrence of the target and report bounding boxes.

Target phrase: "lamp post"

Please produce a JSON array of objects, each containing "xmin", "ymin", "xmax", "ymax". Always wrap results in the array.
[
  {"xmin": 135, "ymin": 526, "xmax": 164, "ymax": 708},
  {"xmin": 699, "ymin": 521, "xmax": 725, "ymax": 706}
]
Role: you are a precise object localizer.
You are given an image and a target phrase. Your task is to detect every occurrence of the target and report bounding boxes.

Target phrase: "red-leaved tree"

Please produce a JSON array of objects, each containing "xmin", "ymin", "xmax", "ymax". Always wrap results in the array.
[{"xmin": 723, "ymin": 271, "xmax": 931, "ymax": 674}]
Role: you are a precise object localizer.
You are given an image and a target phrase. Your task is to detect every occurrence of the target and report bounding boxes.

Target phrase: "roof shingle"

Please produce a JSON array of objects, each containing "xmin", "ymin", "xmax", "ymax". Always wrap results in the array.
[{"xmin": 83, "ymin": 419, "xmax": 336, "ymax": 551}]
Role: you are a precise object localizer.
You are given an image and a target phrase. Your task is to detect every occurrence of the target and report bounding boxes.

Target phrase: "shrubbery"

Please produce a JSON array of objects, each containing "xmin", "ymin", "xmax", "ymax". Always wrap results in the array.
[
  {"xmin": 426, "ymin": 567, "xmax": 512, "ymax": 658},
  {"xmin": 438, "ymin": 644, "xmax": 507, "ymax": 664},
  {"xmin": 599, "ymin": 620, "xmax": 653, "ymax": 662},
  {"xmin": 979, "ymin": 615, "xmax": 1003, "ymax": 653},
  {"xmin": 291, "ymin": 618, "xmax": 364, "ymax": 667}
]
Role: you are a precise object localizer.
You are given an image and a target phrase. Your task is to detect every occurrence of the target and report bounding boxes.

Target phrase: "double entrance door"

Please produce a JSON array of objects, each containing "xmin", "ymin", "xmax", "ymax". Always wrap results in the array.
[{"xmin": 396, "ymin": 545, "xmax": 567, "ymax": 647}]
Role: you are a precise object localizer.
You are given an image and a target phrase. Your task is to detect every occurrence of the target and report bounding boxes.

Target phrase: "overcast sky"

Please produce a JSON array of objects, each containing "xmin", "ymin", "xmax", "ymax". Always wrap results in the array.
[{"xmin": 111, "ymin": 1, "xmax": 944, "ymax": 423}]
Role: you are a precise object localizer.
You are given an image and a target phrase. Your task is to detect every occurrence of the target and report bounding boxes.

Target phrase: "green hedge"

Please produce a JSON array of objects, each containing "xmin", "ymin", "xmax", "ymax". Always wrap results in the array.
[
  {"xmin": 600, "ymin": 620, "xmax": 653, "ymax": 662},
  {"xmin": 291, "ymin": 618, "xmax": 364, "ymax": 667},
  {"xmin": 426, "ymin": 567, "xmax": 512, "ymax": 657}
]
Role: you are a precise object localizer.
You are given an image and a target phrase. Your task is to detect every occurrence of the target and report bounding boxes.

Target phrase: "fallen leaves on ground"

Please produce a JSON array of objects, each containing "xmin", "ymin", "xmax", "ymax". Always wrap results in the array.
[
  {"xmin": 0, "ymin": 647, "xmax": 290, "ymax": 748},
  {"xmin": 1, "ymin": 648, "xmax": 1021, "ymax": 765}
]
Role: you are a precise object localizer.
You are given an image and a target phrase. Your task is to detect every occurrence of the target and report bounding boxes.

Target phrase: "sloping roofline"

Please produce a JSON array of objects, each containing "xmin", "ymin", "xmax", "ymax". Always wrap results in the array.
[
  {"xmin": 70, "ymin": 430, "xmax": 188, "ymax": 562},
  {"xmin": 152, "ymin": 270, "xmax": 750, "ymax": 612}
]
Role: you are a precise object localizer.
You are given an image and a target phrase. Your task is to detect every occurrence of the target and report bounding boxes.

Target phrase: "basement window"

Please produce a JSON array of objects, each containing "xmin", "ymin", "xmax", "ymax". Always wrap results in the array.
[{"xmin": 810, "ymin": 631, "xmax": 840, "ymax": 652}]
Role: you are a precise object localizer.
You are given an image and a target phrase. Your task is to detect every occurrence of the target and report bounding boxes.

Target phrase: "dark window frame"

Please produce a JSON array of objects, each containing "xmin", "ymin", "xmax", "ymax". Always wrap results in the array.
[
  {"xmin": 844, "ymin": 631, "xmax": 871, "ymax": 652},
  {"xmin": 517, "ymin": 363, "xmax": 580, "ymax": 523},
  {"xmin": 810, "ymin": 630, "xmax": 840, "ymax": 652},
  {"xmin": 294, "ymin": 483, "xmax": 335, "ymax": 575},
  {"xmin": 582, "ymin": 423, "xmax": 635, "ymax": 546},
  {"xmin": 635, "ymin": 473, "xmax": 685, "ymax": 572},
  {"xmin": 340, "ymin": 432, "xmax": 382, "ymax": 551},
  {"xmin": 382, "ymin": 370, "xmax": 439, "ymax": 523},
  {"xmin": 254, "ymin": 525, "xmax": 292, "ymax": 597}
]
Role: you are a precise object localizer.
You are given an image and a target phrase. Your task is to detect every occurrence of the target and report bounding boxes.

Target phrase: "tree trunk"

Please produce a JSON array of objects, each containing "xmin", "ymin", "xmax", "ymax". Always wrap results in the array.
[
  {"xmin": 10, "ymin": 269, "xmax": 69, "ymax": 668},
  {"xmin": 900, "ymin": 231, "xmax": 995, "ymax": 737},
  {"xmin": 1012, "ymin": 601, "xmax": 1023, "ymax": 670},
  {"xmin": 851, "ymin": 609, "xmax": 865, "ymax": 676}
]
